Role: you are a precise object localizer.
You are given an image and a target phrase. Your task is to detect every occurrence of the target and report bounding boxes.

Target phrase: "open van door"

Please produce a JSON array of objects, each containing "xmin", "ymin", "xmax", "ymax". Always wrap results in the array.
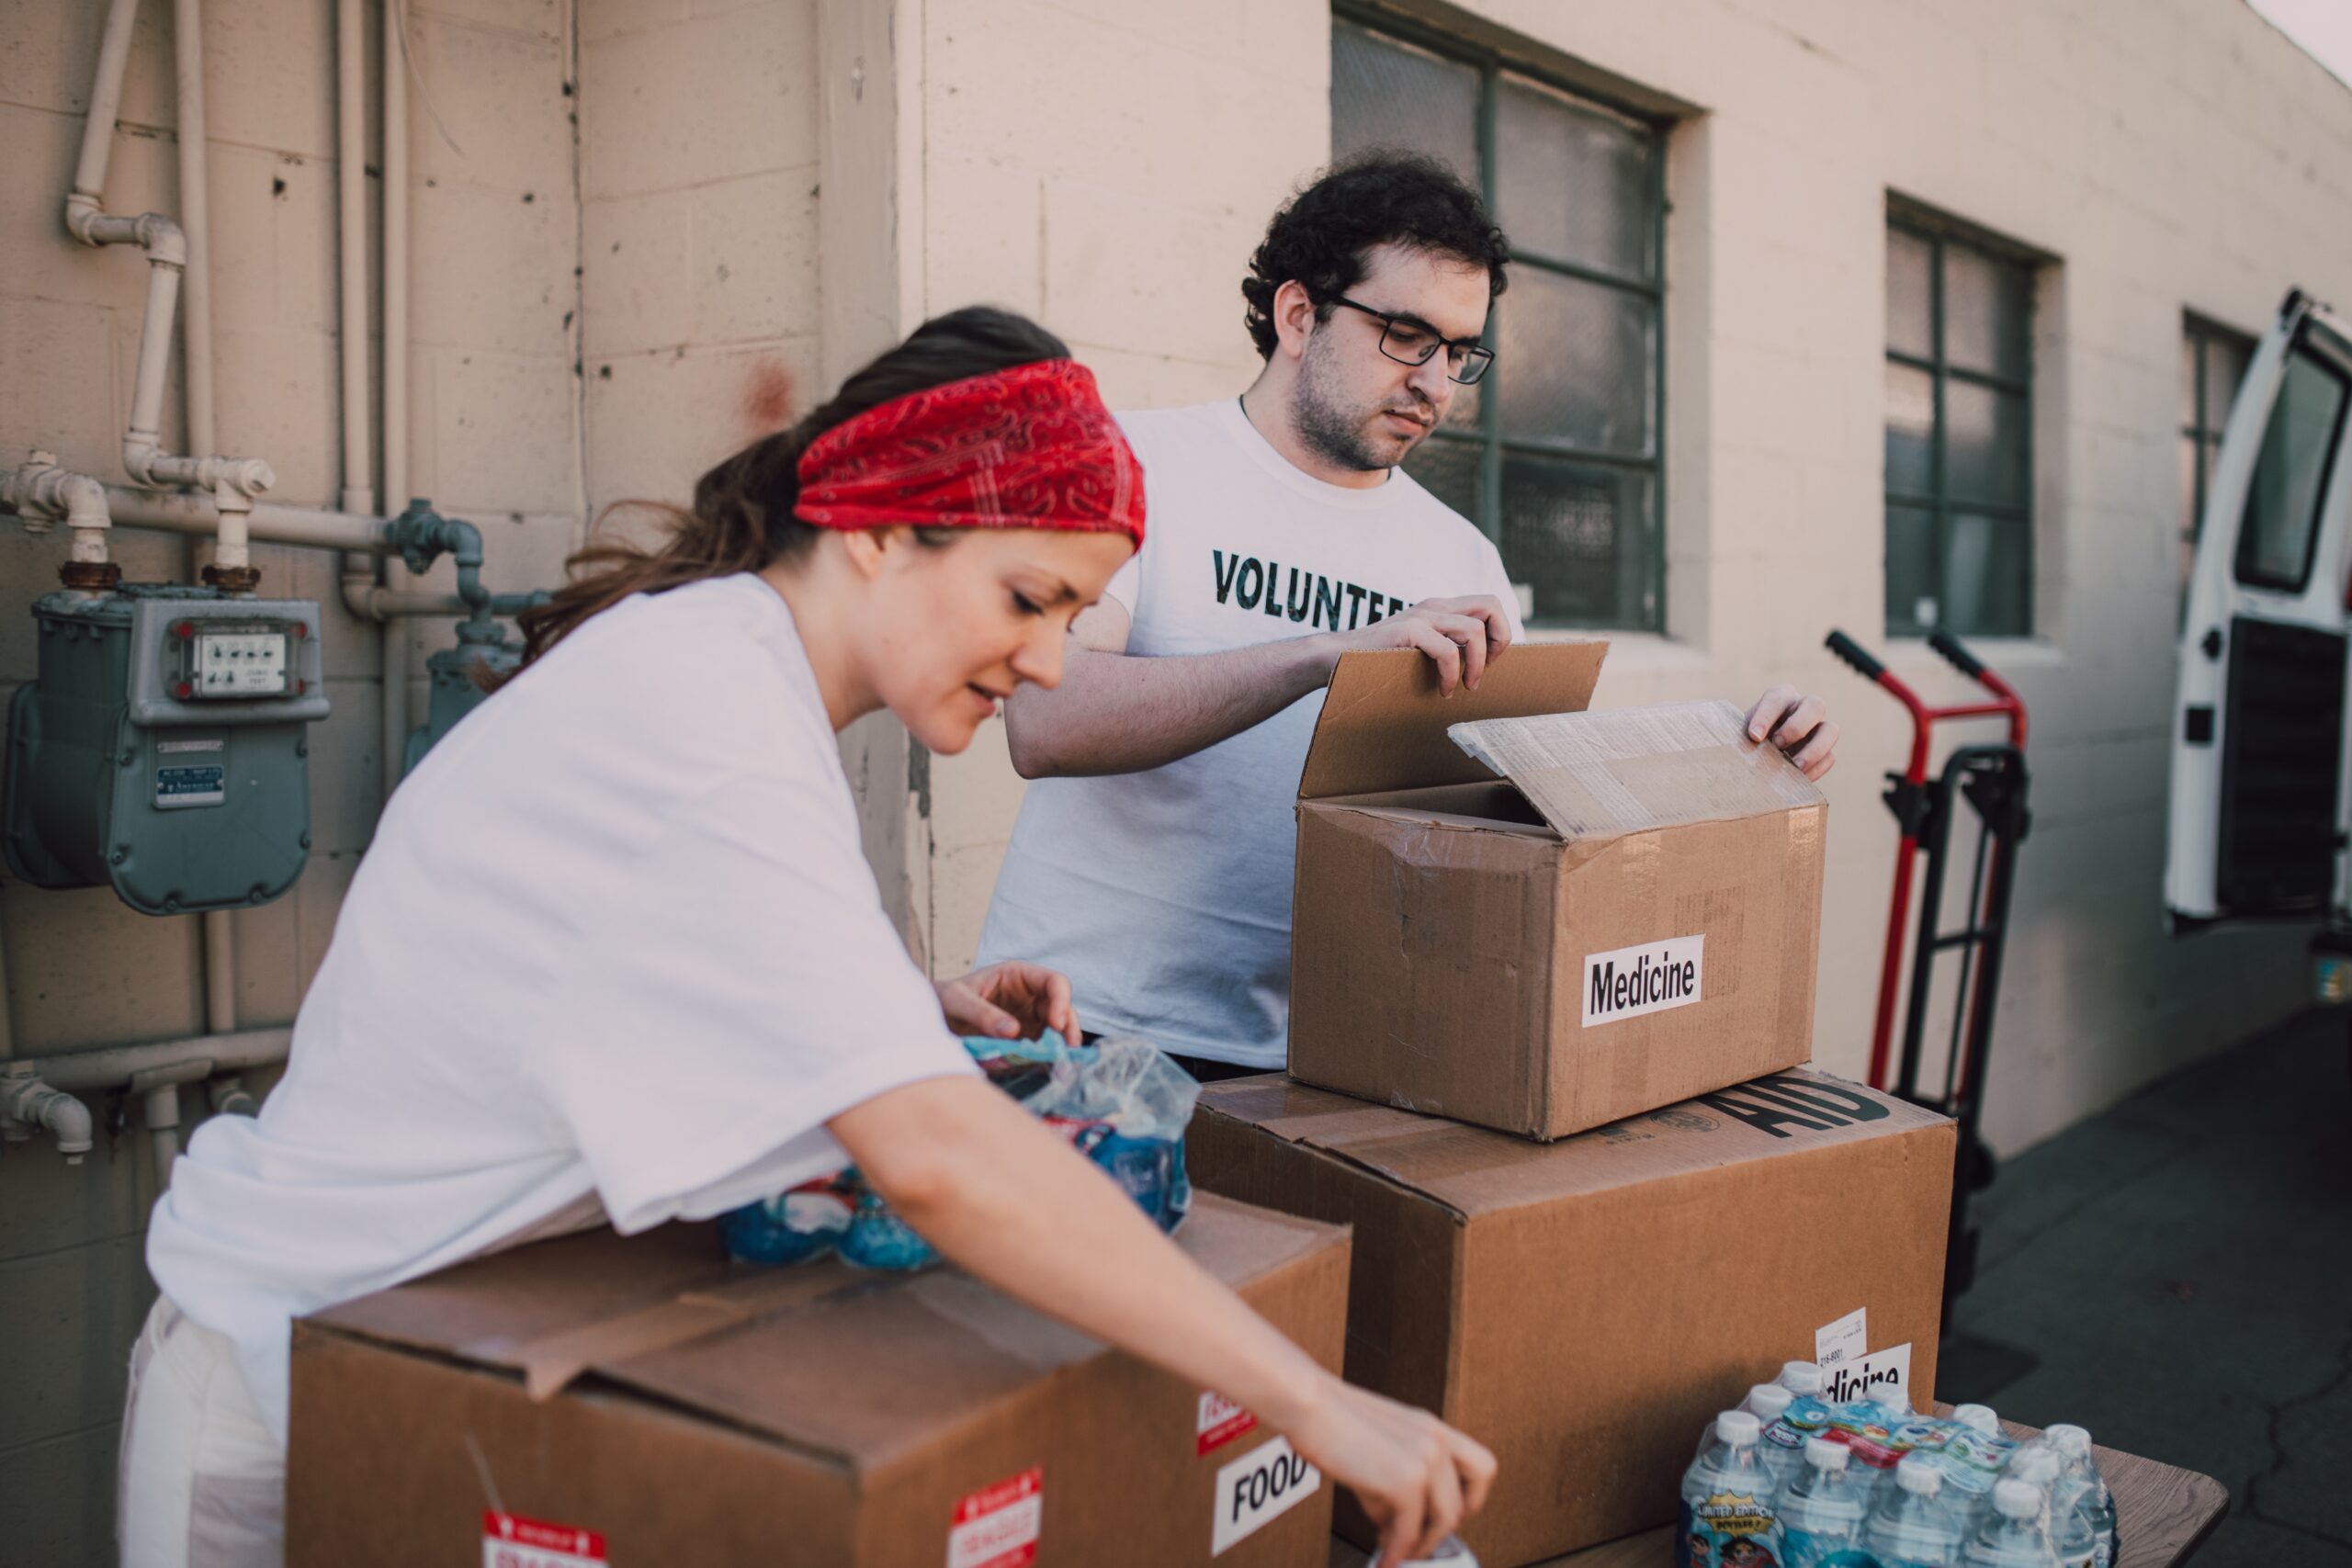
[{"xmin": 2166, "ymin": 290, "xmax": 2352, "ymax": 931}]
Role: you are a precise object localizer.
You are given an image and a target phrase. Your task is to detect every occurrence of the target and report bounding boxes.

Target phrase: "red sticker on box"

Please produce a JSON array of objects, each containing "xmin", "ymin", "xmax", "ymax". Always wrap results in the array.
[
  {"xmin": 1196, "ymin": 1391, "xmax": 1259, "ymax": 1456},
  {"xmin": 947, "ymin": 1466, "xmax": 1043, "ymax": 1568},
  {"xmin": 481, "ymin": 1511, "xmax": 606, "ymax": 1568}
]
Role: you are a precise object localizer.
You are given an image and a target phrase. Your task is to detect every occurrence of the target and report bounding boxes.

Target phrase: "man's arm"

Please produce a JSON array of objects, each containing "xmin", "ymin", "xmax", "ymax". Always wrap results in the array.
[{"xmin": 1005, "ymin": 595, "xmax": 1511, "ymax": 780}]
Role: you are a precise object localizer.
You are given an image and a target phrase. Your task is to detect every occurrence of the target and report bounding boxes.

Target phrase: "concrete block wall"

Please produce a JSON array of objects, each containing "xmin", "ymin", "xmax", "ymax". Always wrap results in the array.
[
  {"xmin": 907, "ymin": 0, "xmax": 2352, "ymax": 1160},
  {"xmin": 579, "ymin": 0, "xmax": 822, "ymax": 524},
  {"xmin": 0, "ymin": 1, "xmax": 581, "ymax": 1556}
]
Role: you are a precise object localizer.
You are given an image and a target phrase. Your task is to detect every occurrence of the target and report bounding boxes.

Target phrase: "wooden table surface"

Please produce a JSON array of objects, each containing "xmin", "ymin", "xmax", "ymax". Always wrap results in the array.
[{"xmin": 1329, "ymin": 1413, "xmax": 2231, "ymax": 1568}]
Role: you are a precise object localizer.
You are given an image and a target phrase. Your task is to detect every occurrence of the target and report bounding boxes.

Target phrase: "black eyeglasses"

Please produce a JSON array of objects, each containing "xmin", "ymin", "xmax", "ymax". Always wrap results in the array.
[{"xmin": 1327, "ymin": 295, "xmax": 1495, "ymax": 385}]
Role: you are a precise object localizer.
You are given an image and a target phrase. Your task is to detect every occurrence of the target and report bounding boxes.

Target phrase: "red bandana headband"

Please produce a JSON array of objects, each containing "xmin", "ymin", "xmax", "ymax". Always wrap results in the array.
[{"xmin": 793, "ymin": 358, "xmax": 1144, "ymax": 547}]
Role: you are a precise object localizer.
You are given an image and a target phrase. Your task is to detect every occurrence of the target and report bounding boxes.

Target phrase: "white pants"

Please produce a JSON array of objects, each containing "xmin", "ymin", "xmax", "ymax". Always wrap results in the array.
[{"xmin": 118, "ymin": 1296, "xmax": 286, "ymax": 1568}]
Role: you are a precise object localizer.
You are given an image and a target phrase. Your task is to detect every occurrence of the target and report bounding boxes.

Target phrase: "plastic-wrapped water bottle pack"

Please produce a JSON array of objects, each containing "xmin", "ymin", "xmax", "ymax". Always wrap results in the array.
[
  {"xmin": 719, "ymin": 1032, "xmax": 1198, "ymax": 1271},
  {"xmin": 1679, "ymin": 1362, "xmax": 2116, "ymax": 1568}
]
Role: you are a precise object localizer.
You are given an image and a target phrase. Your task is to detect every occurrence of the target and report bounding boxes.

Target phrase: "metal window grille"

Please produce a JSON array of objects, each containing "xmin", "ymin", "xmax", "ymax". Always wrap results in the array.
[{"xmin": 1331, "ymin": 11, "xmax": 1668, "ymax": 630}]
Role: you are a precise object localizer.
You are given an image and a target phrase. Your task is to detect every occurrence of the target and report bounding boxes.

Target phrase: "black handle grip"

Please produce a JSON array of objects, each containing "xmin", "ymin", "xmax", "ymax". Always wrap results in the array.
[
  {"xmin": 1928, "ymin": 630, "xmax": 1989, "ymax": 681},
  {"xmin": 1825, "ymin": 629, "xmax": 1886, "ymax": 682}
]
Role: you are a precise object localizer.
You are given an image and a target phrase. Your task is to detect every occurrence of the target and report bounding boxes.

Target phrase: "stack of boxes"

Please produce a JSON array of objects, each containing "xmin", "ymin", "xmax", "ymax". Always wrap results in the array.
[
  {"xmin": 1188, "ymin": 646, "xmax": 1958, "ymax": 1565},
  {"xmin": 282, "ymin": 644, "xmax": 1951, "ymax": 1568}
]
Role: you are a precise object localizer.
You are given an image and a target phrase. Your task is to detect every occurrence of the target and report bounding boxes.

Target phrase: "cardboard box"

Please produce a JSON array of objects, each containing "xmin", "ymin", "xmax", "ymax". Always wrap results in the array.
[
  {"xmin": 1290, "ymin": 647, "xmax": 1829, "ymax": 1140},
  {"xmin": 288, "ymin": 1193, "xmax": 1348, "ymax": 1567},
  {"xmin": 1188, "ymin": 1069, "xmax": 1954, "ymax": 1568}
]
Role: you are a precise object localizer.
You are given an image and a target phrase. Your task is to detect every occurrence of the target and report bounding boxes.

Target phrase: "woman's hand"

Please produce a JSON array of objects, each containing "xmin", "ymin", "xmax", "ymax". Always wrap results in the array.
[
  {"xmin": 934, "ymin": 961, "xmax": 1080, "ymax": 1042},
  {"xmin": 836, "ymin": 1079, "xmax": 1498, "ymax": 1566},
  {"xmin": 1280, "ymin": 1375, "xmax": 1498, "ymax": 1566}
]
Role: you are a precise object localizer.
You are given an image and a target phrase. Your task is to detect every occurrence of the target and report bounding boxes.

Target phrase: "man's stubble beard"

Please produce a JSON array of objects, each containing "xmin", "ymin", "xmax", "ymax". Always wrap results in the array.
[{"xmin": 1288, "ymin": 333, "xmax": 1428, "ymax": 475}]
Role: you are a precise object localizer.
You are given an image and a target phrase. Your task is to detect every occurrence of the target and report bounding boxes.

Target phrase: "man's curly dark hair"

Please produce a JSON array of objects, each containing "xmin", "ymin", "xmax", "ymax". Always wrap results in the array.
[{"xmin": 1241, "ymin": 152, "xmax": 1510, "ymax": 361}]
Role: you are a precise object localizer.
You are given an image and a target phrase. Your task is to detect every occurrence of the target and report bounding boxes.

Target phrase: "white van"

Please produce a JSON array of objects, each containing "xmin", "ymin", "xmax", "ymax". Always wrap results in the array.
[{"xmin": 2166, "ymin": 290, "xmax": 2352, "ymax": 947}]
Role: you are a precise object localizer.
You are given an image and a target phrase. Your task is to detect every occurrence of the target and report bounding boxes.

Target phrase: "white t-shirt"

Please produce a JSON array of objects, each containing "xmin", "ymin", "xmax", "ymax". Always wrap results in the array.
[
  {"xmin": 145, "ymin": 574, "xmax": 975, "ymax": 1444},
  {"xmin": 978, "ymin": 399, "xmax": 1521, "ymax": 1067}
]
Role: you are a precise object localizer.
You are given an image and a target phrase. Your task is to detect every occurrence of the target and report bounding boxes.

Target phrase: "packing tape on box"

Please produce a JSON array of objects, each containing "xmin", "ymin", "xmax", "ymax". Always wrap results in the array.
[{"xmin": 469, "ymin": 1264, "xmax": 888, "ymax": 1401}]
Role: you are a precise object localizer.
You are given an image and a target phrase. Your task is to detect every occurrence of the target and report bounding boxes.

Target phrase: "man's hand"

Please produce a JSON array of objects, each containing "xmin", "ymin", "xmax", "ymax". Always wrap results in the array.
[
  {"xmin": 935, "ymin": 962, "xmax": 1080, "ymax": 1043},
  {"xmin": 1745, "ymin": 684, "xmax": 1839, "ymax": 781},
  {"xmin": 1324, "ymin": 595, "xmax": 1513, "ymax": 696}
]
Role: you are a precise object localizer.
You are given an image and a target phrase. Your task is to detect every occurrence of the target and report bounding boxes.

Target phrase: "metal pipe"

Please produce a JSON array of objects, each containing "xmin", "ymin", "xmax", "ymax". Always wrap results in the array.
[
  {"xmin": 121, "ymin": 222, "xmax": 188, "ymax": 466},
  {"xmin": 336, "ymin": 0, "xmax": 371, "ymax": 517},
  {"xmin": 380, "ymin": 0, "xmax": 414, "ymax": 801},
  {"xmin": 1, "ymin": 1067, "xmax": 96, "ymax": 1164},
  {"xmin": 68, "ymin": 0, "xmax": 143, "ymax": 229},
  {"xmin": 174, "ymin": 0, "xmax": 215, "ymax": 457},
  {"xmin": 143, "ymin": 1085, "xmax": 183, "ymax": 1184},
  {"xmin": 345, "ymin": 584, "xmax": 470, "ymax": 618},
  {"xmin": 10, "ymin": 1028, "xmax": 290, "ymax": 1096},
  {"xmin": 78, "ymin": 485, "xmax": 391, "ymax": 553}
]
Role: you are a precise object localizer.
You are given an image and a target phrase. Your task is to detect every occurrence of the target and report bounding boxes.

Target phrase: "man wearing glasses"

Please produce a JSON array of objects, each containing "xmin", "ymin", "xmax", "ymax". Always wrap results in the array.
[{"xmin": 979, "ymin": 152, "xmax": 1838, "ymax": 1082}]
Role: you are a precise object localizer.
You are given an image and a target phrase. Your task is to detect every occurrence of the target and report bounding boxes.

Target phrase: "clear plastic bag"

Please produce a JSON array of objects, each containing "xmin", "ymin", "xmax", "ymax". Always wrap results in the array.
[{"xmin": 721, "ymin": 1032, "xmax": 1198, "ymax": 1271}]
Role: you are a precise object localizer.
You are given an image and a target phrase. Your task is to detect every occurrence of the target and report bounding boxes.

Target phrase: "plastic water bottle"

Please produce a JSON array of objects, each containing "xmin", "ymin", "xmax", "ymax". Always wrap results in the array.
[
  {"xmin": 1681, "ymin": 1410, "xmax": 1781, "ymax": 1566},
  {"xmin": 1779, "ymin": 1359, "xmax": 1827, "ymax": 1397},
  {"xmin": 1964, "ymin": 1477, "xmax": 2064, "ymax": 1565},
  {"xmin": 1776, "ymin": 1436, "xmax": 1868, "ymax": 1566},
  {"xmin": 1748, "ymin": 1386, "xmax": 1806, "ymax": 1490},
  {"xmin": 2043, "ymin": 1426, "xmax": 2116, "ymax": 1568},
  {"xmin": 1865, "ymin": 1452, "xmax": 1963, "ymax": 1567},
  {"xmin": 1951, "ymin": 1404, "xmax": 2001, "ymax": 1437},
  {"xmin": 1696, "ymin": 1383, "xmax": 1795, "ymax": 1461}
]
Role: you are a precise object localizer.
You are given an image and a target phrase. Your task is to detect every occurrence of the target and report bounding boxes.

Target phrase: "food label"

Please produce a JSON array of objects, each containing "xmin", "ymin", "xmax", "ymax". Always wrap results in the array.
[{"xmin": 1211, "ymin": 1436, "xmax": 1319, "ymax": 1555}]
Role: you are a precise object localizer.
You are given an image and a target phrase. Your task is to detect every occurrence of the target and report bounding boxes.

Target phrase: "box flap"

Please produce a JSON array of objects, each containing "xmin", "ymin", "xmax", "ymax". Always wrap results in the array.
[
  {"xmin": 1194, "ymin": 1070, "xmax": 1948, "ymax": 1219},
  {"xmin": 1446, "ymin": 698, "xmax": 1825, "ymax": 840},
  {"xmin": 305, "ymin": 1192, "xmax": 1344, "ymax": 1470},
  {"xmin": 1297, "ymin": 642, "xmax": 1608, "ymax": 801}
]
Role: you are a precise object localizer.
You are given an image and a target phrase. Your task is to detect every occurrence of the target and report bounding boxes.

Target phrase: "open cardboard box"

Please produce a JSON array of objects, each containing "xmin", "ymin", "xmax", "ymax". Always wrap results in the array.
[
  {"xmin": 288, "ymin": 1194, "xmax": 1347, "ymax": 1567},
  {"xmin": 1288, "ymin": 645, "xmax": 1828, "ymax": 1140}
]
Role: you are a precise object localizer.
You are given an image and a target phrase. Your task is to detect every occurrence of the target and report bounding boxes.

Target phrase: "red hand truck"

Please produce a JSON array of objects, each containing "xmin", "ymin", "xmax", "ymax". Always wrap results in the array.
[{"xmin": 1826, "ymin": 628, "xmax": 2030, "ymax": 1320}]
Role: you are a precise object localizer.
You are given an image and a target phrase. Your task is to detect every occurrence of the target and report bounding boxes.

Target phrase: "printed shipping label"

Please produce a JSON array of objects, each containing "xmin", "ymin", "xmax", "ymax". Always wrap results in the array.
[
  {"xmin": 1196, "ymin": 1390, "xmax": 1259, "ymax": 1456},
  {"xmin": 948, "ymin": 1467, "xmax": 1043, "ymax": 1568},
  {"xmin": 1211, "ymin": 1436, "xmax": 1320, "ymax": 1556},
  {"xmin": 1815, "ymin": 1305, "xmax": 1867, "ymax": 1368},
  {"xmin": 1824, "ymin": 1342, "xmax": 1912, "ymax": 1408},
  {"xmin": 1581, "ymin": 934, "xmax": 1705, "ymax": 1027},
  {"xmin": 481, "ymin": 1512, "xmax": 605, "ymax": 1568}
]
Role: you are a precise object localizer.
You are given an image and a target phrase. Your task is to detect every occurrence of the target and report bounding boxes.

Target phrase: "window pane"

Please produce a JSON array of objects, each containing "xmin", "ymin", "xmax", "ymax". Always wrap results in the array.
[
  {"xmin": 1943, "ymin": 243, "xmax": 2030, "ymax": 380},
  {"xmin": 2209, "ymin": 333, "xmax": 2253, "ymax": 433},
  {"xmin": 1887, "ymin": 229, "xmax": 1933, "ymax": 360},
  {"xmin": 2181, "ymin": 434, "xmax": 2203, "ymax": 545},
  {"xmin": 1499, "ymin": 452, "xmax": 1654, "ymax": 626},
  {"xmin": 1885, "ymin": 362, "xmax": 1935, "ymax": 495},
  {"xmin": 1404, "ymin": 435, "xmax": 1486, "ymax": 525},
  {"xmin": 2180, "ymin": 333, "xmax": 2201, "ymax": 430},
  {"xmin": 1495, "ymin": 73, "xmax": 1654, "ymax": 280},
  {"xmin": 1943, "ymin": 512, "xmax": 2030, "ymax": 636},
  {"xmin": 1498, "ymin": 269, "xmax": 1656, "ymax": 453},
  {"xmin": 1886, "ymin": 502, "xmax": 1939, "ymax": 635},
  {"xmin": 1331, "ymin": 21, "xmax": 1480, "ymax": 185},
  {"xmin": 1946, "ymin": 381, "xmax": 2030, "ymax": 508},
  {"xmin": 2235, "ymin": 349, "xmax": 2351, "ymax": 592}
]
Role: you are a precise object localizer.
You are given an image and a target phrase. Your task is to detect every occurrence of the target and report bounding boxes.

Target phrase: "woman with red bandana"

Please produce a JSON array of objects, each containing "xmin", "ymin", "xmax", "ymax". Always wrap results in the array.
[{"xmin": 123, "ymin": 309, "xmax": 1495, "ymax": 1568}]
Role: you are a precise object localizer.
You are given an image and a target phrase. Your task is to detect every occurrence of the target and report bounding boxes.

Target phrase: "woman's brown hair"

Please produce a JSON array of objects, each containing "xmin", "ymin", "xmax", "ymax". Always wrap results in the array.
[{"xmin": 507, "ymin": 306, "xmax": 1072, "ymax": 679}]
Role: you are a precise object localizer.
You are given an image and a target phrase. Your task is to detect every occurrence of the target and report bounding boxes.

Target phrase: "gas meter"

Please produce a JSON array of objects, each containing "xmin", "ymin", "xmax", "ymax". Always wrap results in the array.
[{"xmin": 4, "ymin": 584, "xmax": 327, "ymax": 915}]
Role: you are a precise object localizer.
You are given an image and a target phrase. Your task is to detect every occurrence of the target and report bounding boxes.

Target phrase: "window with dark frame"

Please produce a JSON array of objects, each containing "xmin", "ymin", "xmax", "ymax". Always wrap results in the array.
[
  {"xmin": 1883, "ymin": 214, "xmax": 2036, "ymax": 638},
  {"xmin": 1330, "ymin": 13, "xmax": 1668, "ymax": 630},
  {"xmin": 2179, "ymin": 314, "xmax": 2254, "ymax": 605}
]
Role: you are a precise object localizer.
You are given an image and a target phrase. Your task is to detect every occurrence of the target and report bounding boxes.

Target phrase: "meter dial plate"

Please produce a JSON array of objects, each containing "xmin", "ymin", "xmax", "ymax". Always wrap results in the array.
[{"xmin": 175, "ymin": 625, "xmax": 296, "ymax": 699}]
